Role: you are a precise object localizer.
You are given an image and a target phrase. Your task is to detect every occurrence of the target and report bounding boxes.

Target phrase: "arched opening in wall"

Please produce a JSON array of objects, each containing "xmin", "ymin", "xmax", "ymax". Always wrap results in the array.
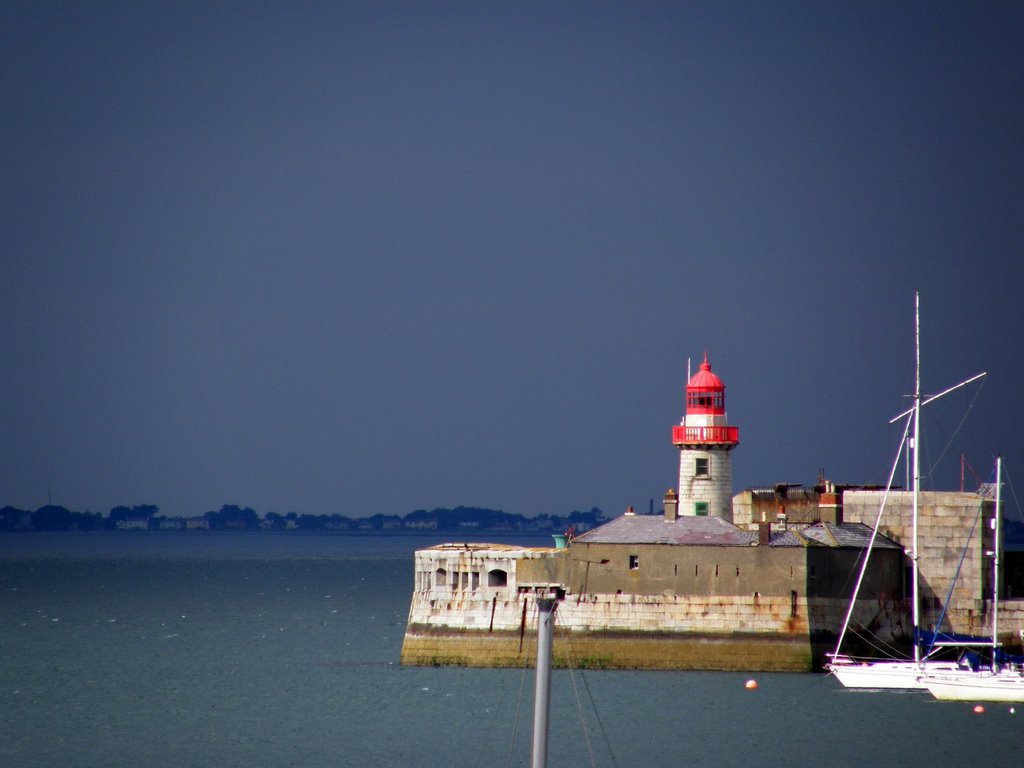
[
  {"xmin": 488, "ymin": 568, "xmax": 508, "ymax": 588},
  {"xmin": 434, "ymin": 568, "xmax": 447, "ymax": 588}
]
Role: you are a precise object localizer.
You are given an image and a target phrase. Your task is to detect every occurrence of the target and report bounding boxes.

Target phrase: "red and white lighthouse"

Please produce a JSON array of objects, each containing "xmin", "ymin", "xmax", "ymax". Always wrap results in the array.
[{"xmin": 671, "ymin": 353, "xmax": 739, "ymax": 520}]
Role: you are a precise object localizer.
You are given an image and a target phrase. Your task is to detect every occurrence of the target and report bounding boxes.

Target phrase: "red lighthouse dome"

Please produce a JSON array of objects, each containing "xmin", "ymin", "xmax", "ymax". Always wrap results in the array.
[
  {"xmin": 671, "ymin": 352, "xmax": 739, "ymax": 447},
  {"xmin": 686, "ymin": 352, "xmax": 726, "ymax": 415}
]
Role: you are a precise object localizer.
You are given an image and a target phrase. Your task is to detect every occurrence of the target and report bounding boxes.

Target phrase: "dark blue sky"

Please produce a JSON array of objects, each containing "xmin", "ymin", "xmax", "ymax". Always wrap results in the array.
[{"xmin": 2, "ymin": 2, "xmax": 1022, "ymax": 519}]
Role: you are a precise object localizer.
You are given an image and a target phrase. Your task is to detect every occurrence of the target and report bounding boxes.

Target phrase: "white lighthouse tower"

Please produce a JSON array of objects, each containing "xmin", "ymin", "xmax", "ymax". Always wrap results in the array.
[{"xmin": 671, "ymin": 353, "xmax": 739, "ymax": 521}]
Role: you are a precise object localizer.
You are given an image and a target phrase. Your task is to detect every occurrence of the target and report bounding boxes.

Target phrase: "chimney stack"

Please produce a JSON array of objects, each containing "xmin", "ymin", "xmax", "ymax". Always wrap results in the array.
[
  {"xmin": 758, "ymin": 522, "xmax": 771, "ymax": 545},
  {"xmin": 818, "ymin": 482, "xmax": 843, "ymax": 525},
  {"xmin": 664, "ymin": 489, "xmax": 678, "ymax": 522}
]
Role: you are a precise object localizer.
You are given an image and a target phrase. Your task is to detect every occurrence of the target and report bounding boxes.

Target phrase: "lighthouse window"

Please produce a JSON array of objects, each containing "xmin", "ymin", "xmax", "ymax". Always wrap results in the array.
[
  {"xmin": 695, "ymin": 501, "xmax": 709, "ymax": 516},
  {"xmin": 695, "ymin": 458, "xmax": 709, "ymax": 478},
  {"xmin": 688, "ymin": 391, "xmax": 724, "ymax": 410}
]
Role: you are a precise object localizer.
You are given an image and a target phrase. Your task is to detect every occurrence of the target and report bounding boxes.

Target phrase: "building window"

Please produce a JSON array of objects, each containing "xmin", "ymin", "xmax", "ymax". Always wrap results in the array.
[
  {"xmin": 695, "ymin": 501, "xmax": 709, "ymax": 516},
  {"xmin": 435, "ymin": 568, "xmax": 447, "ymax": 588},
  {"xmin": 695, "ymin": 457, "xmax": 709, "ymax": 478},
  {"xmin": 487, "ymin": 568, "xmax": 508, "ymax": 588},
  {"xmin": 629, "ymin": 554, "xmax": 640, "ymax": 570}
]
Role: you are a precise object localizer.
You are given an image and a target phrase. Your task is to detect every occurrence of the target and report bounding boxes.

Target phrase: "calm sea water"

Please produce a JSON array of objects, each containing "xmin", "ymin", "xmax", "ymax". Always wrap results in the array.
[{"xmin": 1, "ymin": 532, "xmax": 1021, "ymax": 767}]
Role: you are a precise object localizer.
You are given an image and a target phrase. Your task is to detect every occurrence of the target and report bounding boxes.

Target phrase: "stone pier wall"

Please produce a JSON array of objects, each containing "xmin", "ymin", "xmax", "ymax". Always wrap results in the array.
[
  {"xmin": 401, "ymin": 556, "xmax": 909, "ymax": 670},
  {"xmin": 842, "ymin": 490, "xmax": 994, "ymax": 634},
  {"xmin": 400, "ymin": 531, "xmax": 944, "ymax": 671},
  {"xmin": 944, "ymin": 598, "xmax": 1024, "ymax": 647}
]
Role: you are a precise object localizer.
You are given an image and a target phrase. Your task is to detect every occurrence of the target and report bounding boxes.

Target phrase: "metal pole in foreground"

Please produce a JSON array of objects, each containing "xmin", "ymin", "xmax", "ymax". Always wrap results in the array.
[{"xmin": 531, "ymin": 597, "xmax": 557, "ymax": 768}]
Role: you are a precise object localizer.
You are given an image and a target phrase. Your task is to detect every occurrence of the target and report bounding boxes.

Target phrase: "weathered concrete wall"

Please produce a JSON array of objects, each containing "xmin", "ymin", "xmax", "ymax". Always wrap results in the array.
[
  {"xmin": 409, "ymin": 542, "xmax": 557, "ymax": 595},
  {"xmin": 559, "ymin": 541, "xmax": 901, "ymax": 602},
  {"xmin": 563, "ymin": 541, "xmax": 805, "ymax": 597}
]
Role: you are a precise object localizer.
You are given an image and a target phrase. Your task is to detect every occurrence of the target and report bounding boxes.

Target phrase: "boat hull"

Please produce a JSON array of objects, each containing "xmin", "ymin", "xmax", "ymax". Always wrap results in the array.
[
  {"xmin": 826, "ymin": 657, "xmax": 961, "ymax": 690},
  {"xmin": 921, "ymin": 671, "xmax": 1024, "ymax": 702}
]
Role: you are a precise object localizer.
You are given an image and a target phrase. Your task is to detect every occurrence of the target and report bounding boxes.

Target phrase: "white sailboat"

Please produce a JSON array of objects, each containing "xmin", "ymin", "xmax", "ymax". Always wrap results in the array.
[
  {"xmin": 922, "ymin": 671, "xmax": 1024, "ymax": 703},
  {"xmin": 827, "ymin": 293, "xmax": 986, "ymax": 689},
  {"xmin": 919, "ymin": 458, "xmax": 1024, "ymax": 703}
]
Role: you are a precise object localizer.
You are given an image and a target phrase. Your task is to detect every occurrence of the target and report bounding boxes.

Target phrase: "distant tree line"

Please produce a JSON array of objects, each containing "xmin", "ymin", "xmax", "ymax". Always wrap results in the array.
[{"xmin": 0, "ymin": 503, "xmax": 607, "ymax": 533}]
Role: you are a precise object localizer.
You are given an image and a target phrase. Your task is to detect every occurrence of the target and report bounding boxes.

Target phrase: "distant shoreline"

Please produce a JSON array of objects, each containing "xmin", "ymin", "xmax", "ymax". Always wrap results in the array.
[{"xmin": 0, "ymin": 528, "xmax": 561, "ymax": 539}]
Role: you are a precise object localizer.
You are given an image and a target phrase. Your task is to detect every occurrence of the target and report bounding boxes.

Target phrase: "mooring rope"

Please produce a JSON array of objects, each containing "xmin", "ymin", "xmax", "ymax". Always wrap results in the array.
[
  {"xmin": 556, "ymin": 616, "xmax": 619, "ymax": 768},
  {"xmin": 502, "ymin": 598, "xmax": 535, "ymax": 768},
  {"xmin": 558, "ymin": 622, "xmax": 599, "ymax": 768}
]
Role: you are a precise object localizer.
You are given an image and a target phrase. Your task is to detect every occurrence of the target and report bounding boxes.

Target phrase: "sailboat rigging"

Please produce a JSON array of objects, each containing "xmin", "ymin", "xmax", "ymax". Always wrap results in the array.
[
  {"xmin": 827, "ymin": 293, "xmax": 987, "ymax": 689},
  {"xmin": 919, "ymin": 457, "xmax": 1024, "ymax": 702}
]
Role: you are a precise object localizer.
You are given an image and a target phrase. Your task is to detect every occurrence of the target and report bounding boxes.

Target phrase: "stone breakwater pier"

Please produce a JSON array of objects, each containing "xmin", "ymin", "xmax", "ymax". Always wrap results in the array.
[
  {"xmin": 398, "ymin": 525, "xmax": 889, "ymax": 672},
  {"xmin": 400, "ymin": 487, "xmax": 1019, "ymax": 672},
  {"xmin": 400, "ymin": 552, "xmax": 844, "ymax": 671}
]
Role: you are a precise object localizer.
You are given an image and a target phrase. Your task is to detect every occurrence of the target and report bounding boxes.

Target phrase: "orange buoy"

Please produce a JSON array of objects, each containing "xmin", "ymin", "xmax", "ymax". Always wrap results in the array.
[
  {"xmin": 745, "ymin": 679, "xmax": 758, "ymax": 690},
  {"xmin": 973, "ymin": 705, "xmax": 985, "ymax": 714}
]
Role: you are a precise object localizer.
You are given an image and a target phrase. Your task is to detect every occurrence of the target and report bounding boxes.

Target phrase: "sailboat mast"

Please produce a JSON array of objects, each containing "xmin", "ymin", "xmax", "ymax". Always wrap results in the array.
[
  {"xmin": 911, "ymin": 292, "xmax": 922, "ymax": 665},
  {"xmin": 993, "ymin": 456, "xmax": 1002, "ymax": 660}
]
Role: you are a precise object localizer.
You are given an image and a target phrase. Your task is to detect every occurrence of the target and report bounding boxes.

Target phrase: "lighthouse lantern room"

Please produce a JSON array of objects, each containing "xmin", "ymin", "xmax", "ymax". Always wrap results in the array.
[{"xmin": 671, "ymin": 353, "xmax": 739, "ymax": 521}]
